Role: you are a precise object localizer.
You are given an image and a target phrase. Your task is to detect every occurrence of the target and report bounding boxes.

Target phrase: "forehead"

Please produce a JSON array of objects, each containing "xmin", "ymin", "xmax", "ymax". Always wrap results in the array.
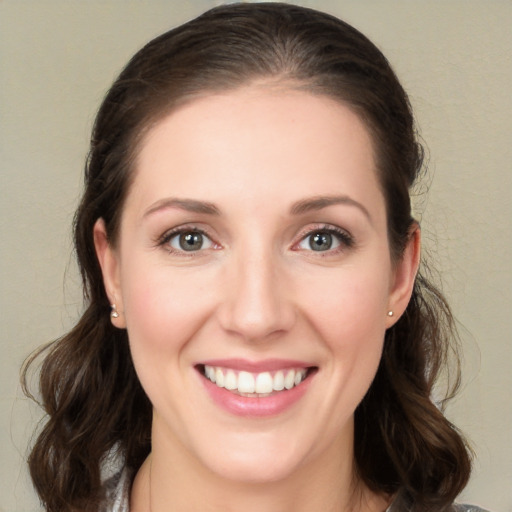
[{"xmin": 126, "ymin": 86, "xmax": 384, "ymax": 222}]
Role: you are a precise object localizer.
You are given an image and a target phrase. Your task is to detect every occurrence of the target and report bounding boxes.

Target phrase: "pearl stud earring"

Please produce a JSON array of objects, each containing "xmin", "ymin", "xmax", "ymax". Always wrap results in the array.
[{"xmin": 110, "ymin": 304, "xmax": 120, "ymax": 319}]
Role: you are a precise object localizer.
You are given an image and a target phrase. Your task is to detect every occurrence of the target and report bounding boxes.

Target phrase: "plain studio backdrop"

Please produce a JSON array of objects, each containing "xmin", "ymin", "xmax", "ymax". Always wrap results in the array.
[{"xmin": 1, "ymin": 1, "xmax": 510, "ymax": 511}]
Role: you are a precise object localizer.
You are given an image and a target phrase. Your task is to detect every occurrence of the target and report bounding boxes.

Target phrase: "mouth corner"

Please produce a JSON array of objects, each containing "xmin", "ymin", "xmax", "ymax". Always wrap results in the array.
[{"xmin": 306, "ymin": 365, "xmax": 319, "ymax": 377}]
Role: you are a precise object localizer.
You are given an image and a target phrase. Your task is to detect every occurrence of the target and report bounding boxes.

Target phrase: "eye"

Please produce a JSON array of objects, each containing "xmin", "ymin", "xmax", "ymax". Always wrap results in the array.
[
  {"xmin": 299, "ymin": 230, "xmax": 340, "ymax": 252},
  {"xmin": 166, "ymin": 230, "xmax": 214, "ymax": 252},
  {"xmin": 297, "ymin": 227, "xmax": 353, "ymax": 253}
]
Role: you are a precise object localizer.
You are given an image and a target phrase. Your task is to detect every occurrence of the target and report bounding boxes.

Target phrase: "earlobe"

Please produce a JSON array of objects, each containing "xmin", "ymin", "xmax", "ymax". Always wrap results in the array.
[
  {"xmin": 386, "ymin": 225, "xmax": 421, "ymax": 328},
  {"xmin": 93, "ymin": 218, "xmax": 126, "ymax": 328}
]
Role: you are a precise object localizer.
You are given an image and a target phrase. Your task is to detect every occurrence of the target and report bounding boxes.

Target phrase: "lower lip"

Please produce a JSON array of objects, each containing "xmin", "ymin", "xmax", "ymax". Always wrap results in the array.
[{"xmin": 199, "ymin": 371, "xmax": 314, "ymax": 417}]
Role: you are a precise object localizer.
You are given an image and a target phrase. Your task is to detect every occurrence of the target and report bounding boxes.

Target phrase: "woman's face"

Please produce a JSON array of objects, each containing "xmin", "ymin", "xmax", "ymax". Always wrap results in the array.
[{"xmin": 95, "ymin": 86, "xmax": 418, "ymax": 484}]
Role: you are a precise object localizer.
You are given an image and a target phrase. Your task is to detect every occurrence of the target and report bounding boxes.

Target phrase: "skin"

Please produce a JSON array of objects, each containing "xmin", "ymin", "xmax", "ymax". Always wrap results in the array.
[{"xmin": 94, "ymin": 85, "xmax": 420, "ymax": 512}]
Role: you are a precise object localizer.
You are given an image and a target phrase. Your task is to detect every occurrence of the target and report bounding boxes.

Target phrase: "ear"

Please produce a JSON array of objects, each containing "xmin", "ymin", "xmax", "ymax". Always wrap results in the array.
[
  {"xmin": 93, "ymin": 218, "xmax": 126, "ymax": 328},
  {"xmin": 386, "ymin": 224, "xmax": 421, "ymax": 328}
]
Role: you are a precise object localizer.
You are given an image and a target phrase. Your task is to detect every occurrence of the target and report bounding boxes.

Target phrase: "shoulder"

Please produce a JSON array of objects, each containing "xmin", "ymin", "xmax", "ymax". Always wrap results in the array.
[
  {"xmin": 452, "ymin": 506, "xmax": 493, "ymax": 512},
  {"xmin": 387, "ymin": 502, "xmax": 492, "ymax": 512}
]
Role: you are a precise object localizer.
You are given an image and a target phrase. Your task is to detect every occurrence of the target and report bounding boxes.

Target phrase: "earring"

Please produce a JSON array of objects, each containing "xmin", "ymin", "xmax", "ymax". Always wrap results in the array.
[
  {"xmin": 387, "ymin": 311, "xmax": 394, "ymax": 317},
  {"xmin": 110, "ymin": 304, "xmax": 120, "ymax": 319}
]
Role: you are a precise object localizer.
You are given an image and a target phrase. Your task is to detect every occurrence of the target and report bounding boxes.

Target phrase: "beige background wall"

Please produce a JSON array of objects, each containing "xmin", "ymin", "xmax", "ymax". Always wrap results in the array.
[{"xmin": 1, "ymin": 1, "xmax": 510, "ymax": 511}]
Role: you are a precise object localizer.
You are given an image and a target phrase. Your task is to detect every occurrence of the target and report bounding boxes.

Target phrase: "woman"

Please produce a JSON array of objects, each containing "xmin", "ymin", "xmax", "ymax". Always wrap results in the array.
[{"xmin": 23, "ymin": 3, "xmax": 487, "ymax": 511}]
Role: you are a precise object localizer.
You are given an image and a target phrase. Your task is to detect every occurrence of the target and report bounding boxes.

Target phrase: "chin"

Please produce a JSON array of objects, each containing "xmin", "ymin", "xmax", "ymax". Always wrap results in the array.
[{"xmin": 196, "ymin": 435, "xmax": 308, "ymax": 484}]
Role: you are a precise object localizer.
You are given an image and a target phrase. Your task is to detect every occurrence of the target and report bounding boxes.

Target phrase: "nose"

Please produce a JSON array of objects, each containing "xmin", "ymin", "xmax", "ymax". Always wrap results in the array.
[{"xmin": 217, "ymin": 249, "xmax": 296, "ymax": 342}]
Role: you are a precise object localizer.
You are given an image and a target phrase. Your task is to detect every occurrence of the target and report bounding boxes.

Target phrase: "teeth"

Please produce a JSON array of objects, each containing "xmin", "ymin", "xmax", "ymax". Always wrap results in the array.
[
  {"xmin": 273, "ymin": 370, "xmax": 285, "ymax": 391},
  {"xmin": 224, "ymin": 370, "xmax": 237, "ymax": 390},
  {"xmin": 255, "ymin": 372, "xmax": 273, "ymax": 394},
  {"xmin": 203, "ymin": 365, "xmax": 309, "ymax": 395},
  {"xmin": 284, "ymin": 370, "xmax": 295, "ymax": 390},
  {"xmin": 238, "ymin": 371, "xmax": 255, "ymax": 393},
  {"xmin": 215, "ymin": 368, "xmax": 224, "ymax": 387}
]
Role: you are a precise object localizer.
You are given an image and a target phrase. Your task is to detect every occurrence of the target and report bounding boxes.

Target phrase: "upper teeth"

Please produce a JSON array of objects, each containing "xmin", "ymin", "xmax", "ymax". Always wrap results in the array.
[{"xmin": 204, "ymin": 365, "xmax": 308, "ymax": 394}]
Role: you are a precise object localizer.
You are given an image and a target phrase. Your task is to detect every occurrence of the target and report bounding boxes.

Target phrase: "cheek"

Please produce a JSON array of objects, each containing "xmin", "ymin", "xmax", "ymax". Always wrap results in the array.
[
  {"xmin": 118, "ymin": 261, "xmax": 221, "ymax": 419},
  {"xmin": 119, "ymin": 259, "xmax": 216, "ymax": 366},
  {"xmin": 297, "ymin": 260, "xmax": 390, "ymax": 392},
  {"xmin": 300, "ymin": 265, "xmax": 390, "ymax": 341}
]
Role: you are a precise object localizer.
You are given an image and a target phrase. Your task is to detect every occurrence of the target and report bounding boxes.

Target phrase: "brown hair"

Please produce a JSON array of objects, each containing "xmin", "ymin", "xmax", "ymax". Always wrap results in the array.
[{"xmin": 23, "ymin": 3, "xmax": 472, "ymax": 511}]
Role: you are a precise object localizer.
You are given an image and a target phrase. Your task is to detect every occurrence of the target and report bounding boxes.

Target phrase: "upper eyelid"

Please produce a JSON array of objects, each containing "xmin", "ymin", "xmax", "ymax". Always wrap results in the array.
[
  {"xmin": 295, "ymin": 223, "xmax": 353, "ymax": 240},
  {"xmin": 156, "ymin": 227, "xmax": 220, "ymax": 259},
  {"xmin": 159, "ymin": 223, "xmax": 213, "ymax": 239},
  {"xmin": 157, "ymin": 224, "xmax": 217, "ymax": 248},
  {"xmin": 292, "ymin": 224, "xmax": 354, "ymax": 251}
]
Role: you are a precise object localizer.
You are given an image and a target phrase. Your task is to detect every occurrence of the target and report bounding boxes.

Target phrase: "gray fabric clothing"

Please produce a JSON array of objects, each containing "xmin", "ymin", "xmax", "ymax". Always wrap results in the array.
[
  {"xmin": 100, "ymin": 467, "xmax": 131, "ymax": 512},
  {"xmin": 99, "ymin": 467, "xmax": 491, "ymax": 512}
]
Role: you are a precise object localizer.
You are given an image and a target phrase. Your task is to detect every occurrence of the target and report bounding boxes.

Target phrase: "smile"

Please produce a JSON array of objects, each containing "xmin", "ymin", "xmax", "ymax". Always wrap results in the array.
[
  {"xmin": 202, "ymin": 365, "xmax": 309, "ymax": 396},
  {"xmin": 197, "ymin": 360, "xmax": 317, "ymax": 416}
]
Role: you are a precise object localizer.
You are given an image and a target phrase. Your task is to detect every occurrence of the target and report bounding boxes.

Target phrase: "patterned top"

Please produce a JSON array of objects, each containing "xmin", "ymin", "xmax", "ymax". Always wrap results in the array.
[{"xmin": 100, "ymin": 468, "xmax": 491, "ymax": 512}]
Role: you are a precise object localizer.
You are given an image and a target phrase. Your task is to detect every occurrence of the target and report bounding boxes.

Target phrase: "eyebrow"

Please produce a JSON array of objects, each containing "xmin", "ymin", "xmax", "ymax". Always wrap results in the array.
[
  {"xmin": 143, "ymin": 194, "xmax": 371, "ymax": 222},
  {"xmin": 143, "ymin": 197, "xmax": 221, "ymax": 217},
  {"xmin": 290, "ymin": 195, "xmax": 372, "ymax": 222}
]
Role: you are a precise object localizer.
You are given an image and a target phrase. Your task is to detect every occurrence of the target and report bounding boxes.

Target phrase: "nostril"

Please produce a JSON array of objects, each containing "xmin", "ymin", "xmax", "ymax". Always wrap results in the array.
[
  {"xmin": 216, "ymin": 263, "xmax": 296, "ymax": 341},
  {"xmin": 217, "ymin": 301, "xmax": 297, "ymax": 342}
]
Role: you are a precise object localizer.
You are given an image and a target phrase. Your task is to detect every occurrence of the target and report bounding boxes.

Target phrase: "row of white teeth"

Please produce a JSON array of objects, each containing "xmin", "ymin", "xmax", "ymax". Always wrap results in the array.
[{"xmin": 204, "ymin": 365, "xmax": 308, "ymax": 395}]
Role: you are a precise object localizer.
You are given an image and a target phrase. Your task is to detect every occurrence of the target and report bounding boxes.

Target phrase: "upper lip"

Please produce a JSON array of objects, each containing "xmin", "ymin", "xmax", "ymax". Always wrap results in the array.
[{"xmin": 197, "ymin": 358, "xmax": 314, "ymax": 373}]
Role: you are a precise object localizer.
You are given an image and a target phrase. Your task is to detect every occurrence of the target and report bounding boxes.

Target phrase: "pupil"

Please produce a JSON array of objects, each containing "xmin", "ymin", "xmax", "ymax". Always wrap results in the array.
[
  {"xmin": 180, "ymin": 232, "xmax": 203, "ymax": 251},
  {"xmin": 311, "ymin": 232, "xmax": 332, "ymax": 251}
]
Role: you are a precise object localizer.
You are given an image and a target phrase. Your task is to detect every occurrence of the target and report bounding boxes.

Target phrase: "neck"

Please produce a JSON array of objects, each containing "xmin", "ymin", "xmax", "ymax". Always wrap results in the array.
[{"xmin": 130, "ymin": 421, "xmax": 389, "ymax": 512}]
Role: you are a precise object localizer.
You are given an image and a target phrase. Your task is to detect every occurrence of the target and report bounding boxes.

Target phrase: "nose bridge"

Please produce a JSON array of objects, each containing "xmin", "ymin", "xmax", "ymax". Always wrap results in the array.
[{"xmin": 220, "ymin": 240, "xmax": 294, "ymax": 341}]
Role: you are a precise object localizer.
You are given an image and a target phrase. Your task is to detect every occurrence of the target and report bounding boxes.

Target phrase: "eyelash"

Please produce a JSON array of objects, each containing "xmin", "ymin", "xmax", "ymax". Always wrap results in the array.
[
  {"xmin": 156, "ymin": 223, "xmax": 354, "ymax": 256},
  {"xmin": 294, "ymin": 224, "xmax": 355, "ymax": 255},
  {"xmin": 157, "ymin": 225, "xmax": 216, "ymax": 256}
]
